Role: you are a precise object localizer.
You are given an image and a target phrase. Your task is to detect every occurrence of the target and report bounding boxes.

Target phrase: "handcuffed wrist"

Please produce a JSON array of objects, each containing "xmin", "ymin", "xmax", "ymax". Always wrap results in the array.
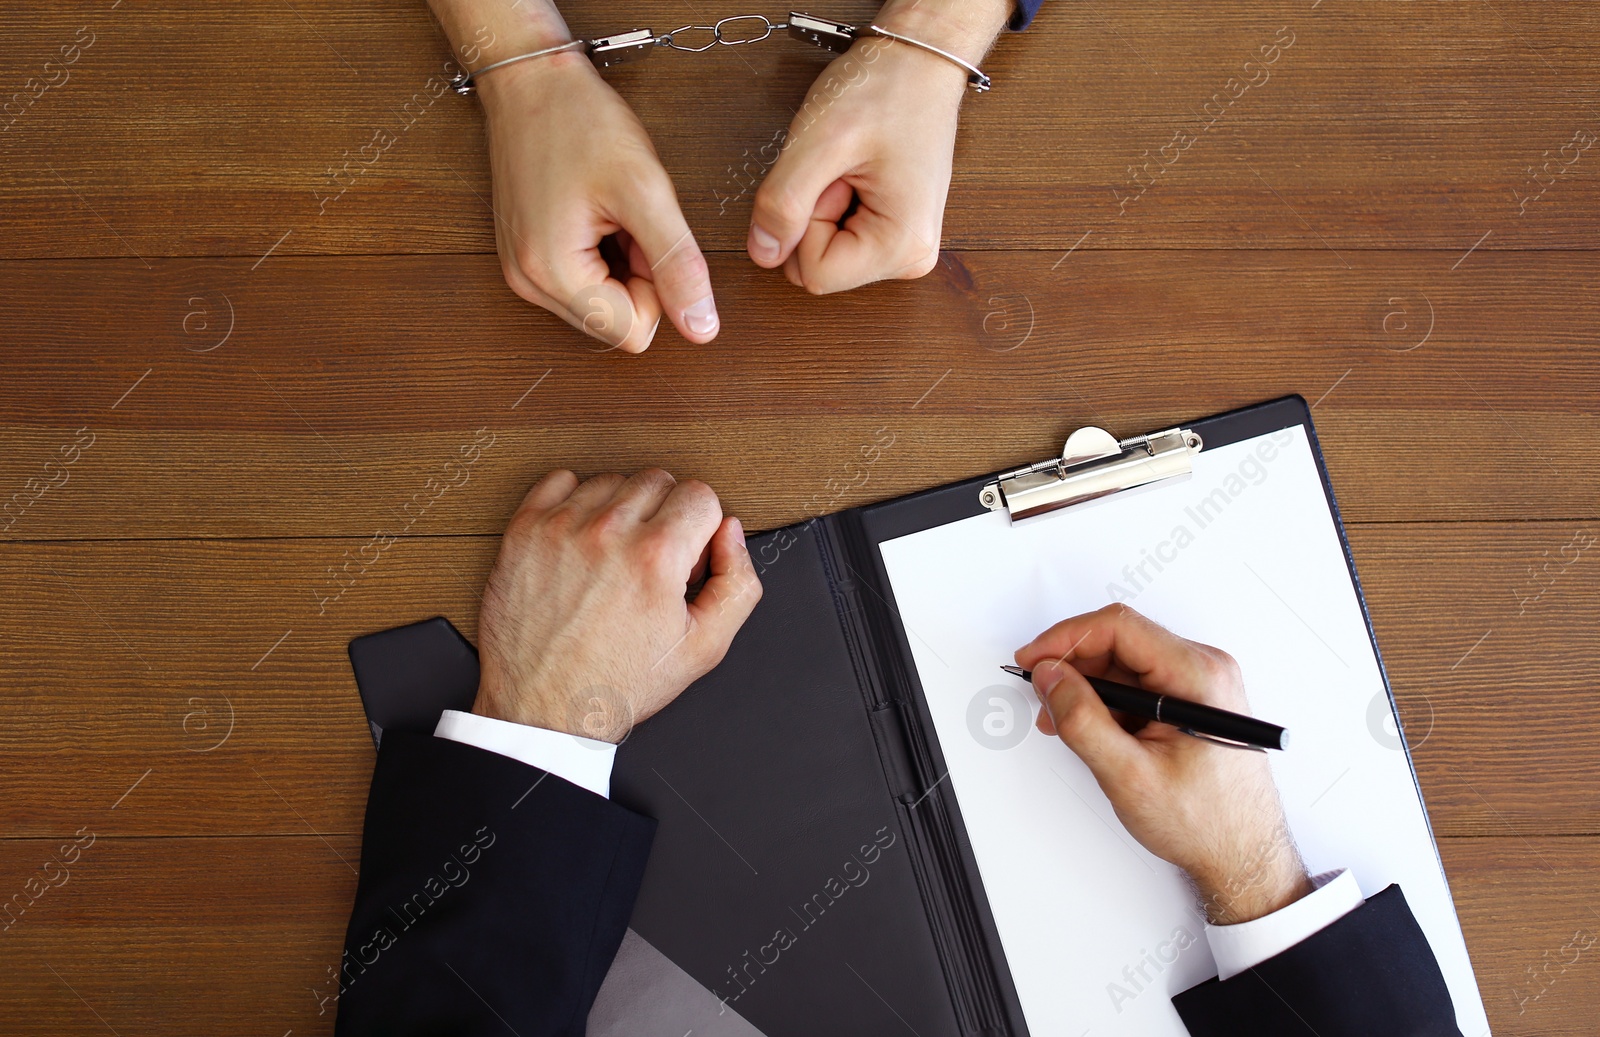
[
  {"xmin": 852, "ymin": 31, "xmax": 975, "ymax": 96},
  {"xmin": 871, "ymin": 0, "xmax": 1010, "ymax": 65},
  {"xmin": 472, "ymin": 46, "xmax": 591, "ymax": 105}
]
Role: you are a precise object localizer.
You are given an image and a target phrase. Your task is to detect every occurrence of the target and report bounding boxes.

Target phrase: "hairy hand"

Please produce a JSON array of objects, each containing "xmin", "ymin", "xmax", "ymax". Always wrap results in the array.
[
  {"xmin": 474, "ymin": 469, "xmax": 761, "ymax": 742},
  {"xmin": 1016, "ymin": 604, "xmax": 1313, "ymax": 925}
]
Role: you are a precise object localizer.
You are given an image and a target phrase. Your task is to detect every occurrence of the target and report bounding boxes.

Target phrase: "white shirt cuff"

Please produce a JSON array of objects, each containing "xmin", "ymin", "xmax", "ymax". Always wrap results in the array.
[
  {"xmin": 1205, "ymin": 868, "xmax": 1364, "ymax": 981},
  {"xmin": 433, "ymin": 709, "xmax": 617, "ymax": 800}
]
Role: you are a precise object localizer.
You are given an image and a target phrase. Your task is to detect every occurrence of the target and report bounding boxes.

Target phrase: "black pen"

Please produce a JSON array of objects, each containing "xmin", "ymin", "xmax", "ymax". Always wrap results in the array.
[{"xmin": 999, "ymin": 665, "xmax": 1288, "ymax": 751}]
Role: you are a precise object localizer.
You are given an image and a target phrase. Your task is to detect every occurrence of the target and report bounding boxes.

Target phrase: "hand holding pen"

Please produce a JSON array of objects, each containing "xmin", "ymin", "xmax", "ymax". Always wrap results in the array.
[
  {"xmin": 998, "ymin": 667, "xmax": 1287, "ymax": 751},
  {"xmin": 1014, "ymin": 604, "xmax": 1313, "ymax": 925}
]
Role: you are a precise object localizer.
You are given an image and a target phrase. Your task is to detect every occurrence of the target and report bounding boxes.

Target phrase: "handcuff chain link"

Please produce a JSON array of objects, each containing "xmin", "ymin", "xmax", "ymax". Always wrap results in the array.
[{"xmin": 658, "ymin": 14, "xmax": 787, "ymax": 52}]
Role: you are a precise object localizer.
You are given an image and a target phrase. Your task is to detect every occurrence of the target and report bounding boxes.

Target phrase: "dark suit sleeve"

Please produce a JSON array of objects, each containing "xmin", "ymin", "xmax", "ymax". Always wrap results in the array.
[
  {"xmin": 1010, "ymin": 0, "xmax": 1046, "ymax": 31},
  {"xmin": 334, "ymin": 732, "xmax": 655, "ymax": 1037},
  {"xmin": 1173, "ymin": 885, "xmax": 1464, "ymax": 1037}
]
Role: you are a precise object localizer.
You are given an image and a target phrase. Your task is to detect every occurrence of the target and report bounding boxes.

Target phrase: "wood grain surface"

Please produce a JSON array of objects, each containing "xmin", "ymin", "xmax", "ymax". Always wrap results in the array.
[{"xmin": 2, "ymin": 0, "xmax": 1595, "ymax": 1034}]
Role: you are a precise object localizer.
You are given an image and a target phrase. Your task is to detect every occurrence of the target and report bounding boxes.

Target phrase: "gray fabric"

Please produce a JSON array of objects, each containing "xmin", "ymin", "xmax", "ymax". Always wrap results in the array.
[{"xmin": 588, "ymin": 928, "xmax": 769, "ymax": 1037}]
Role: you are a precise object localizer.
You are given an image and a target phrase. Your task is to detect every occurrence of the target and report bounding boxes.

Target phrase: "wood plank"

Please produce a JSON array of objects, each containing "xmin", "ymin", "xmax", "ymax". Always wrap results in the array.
[
  {"xmin": 0, "ymin": 521, "xmax": 1594, "ymax": 839},
  {"xmin": 3, "ymin": 1, "xmax": 1598, "ymax": 256},
  {"xmin": 0, "ymin": 250, "xmax": 1594, "ymax": 541},
  {"xmin": 1437, "ymin": 836, "xmax": 1600, "ymax": 1037},
  {"xmin": 0, "ymin": 836, "xmax": 358, "ymax": 1036},
  {"xmin": 0, "ymin": 832, "xmax": 1593, "ymax": 1034},
  {"xmin": 1352, "ymin": 523, "xmax": 1600, "ymax": 840}
]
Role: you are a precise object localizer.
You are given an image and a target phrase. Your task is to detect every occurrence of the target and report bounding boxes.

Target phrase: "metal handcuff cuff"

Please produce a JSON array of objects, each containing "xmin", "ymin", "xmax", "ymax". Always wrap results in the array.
[{"xmin": 449, "ymin": 12, "xmax": 992, "ymax": 97}]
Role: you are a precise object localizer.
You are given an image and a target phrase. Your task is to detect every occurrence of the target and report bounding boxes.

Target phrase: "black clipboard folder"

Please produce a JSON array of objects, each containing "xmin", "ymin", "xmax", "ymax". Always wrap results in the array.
[{"xmin": 348, "ymin": 395, "xmax": 1397, "ymax": 1037}]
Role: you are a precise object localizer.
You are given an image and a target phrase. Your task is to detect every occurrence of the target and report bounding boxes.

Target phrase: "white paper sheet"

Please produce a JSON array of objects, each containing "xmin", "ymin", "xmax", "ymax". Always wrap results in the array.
[{"xmin": 878, "ymin": 425, "xmax": 1489, "ymax": 1037}]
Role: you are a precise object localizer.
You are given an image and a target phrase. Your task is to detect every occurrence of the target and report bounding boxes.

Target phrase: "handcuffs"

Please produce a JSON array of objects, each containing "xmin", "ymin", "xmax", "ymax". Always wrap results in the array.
[{"xmin": 449, "ymin": 12, "xmax": 992, "ymax": 96}]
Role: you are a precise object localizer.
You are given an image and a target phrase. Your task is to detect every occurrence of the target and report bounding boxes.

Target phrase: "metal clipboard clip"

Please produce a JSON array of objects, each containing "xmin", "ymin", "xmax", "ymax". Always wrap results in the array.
[{"xmin": 979, "ymin": 425, "xmax": 1203, "ymax": 521}]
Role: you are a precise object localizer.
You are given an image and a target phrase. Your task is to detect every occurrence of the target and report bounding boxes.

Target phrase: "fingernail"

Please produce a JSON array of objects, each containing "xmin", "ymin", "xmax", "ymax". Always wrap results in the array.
[
  {"xmin": 1032, "ymin": 660, "xmax": 1066, "ymax": 696},
  {"xmin": 749, "ymin": 224, "xmax": 780, "ymax": 263},
  {"xmin": 729, "ymin": 517, "xmax": 744, "ymax": 540},
  {"xmin": 682, "ymin": 294, "xmax": 719, "ymax": 337}
]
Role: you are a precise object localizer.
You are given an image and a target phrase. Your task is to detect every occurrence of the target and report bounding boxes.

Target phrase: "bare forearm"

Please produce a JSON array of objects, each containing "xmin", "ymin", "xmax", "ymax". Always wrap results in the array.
[
  {"xmin": 874, "ymin": 0, "xmax": 1013, "ymax": 63},
  {"xmin": 426, "ymin": 0, "xmax": 571, "ymax": 66}
]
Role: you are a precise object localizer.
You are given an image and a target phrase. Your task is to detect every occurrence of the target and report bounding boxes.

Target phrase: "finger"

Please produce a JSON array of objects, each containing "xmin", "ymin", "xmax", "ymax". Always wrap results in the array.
[
  {"xmin": 502, "ymin": 218, "xmax": 661, "ymax": 355},
  {"xmin": 499, "ymin": 247, "xmax": 560, "ymax": 316},
  {"xmin": 783, "ymin": 178, "xmax": 854, "ymax": 292},
  {"xmin": 609, "ymin": 173, "xmax": 719, "ymax": 344},
  {"xmin": 605, "ymin": 468, "xmax": 678, "ymax": 522},
  {"xmin": 1060, "ymin": 649, "xmax": 1144, "ymax": 688},
  {"xmin": 1101, "ymin": 661, "xmax": 1145, "ymax": 691},
  {"xmin": 790, "ymin": 184, "xmax": 941, "ymax": 295},
  {"xmin": 516, "ymin": 469, "xmax": 580, "ymax": 515},
  {"xmin": 564, "ymin": 472, "xmax": 627, "ymax": 513},
  {"xmin": 567, "ymin": 275, "xmax": 663, "ymax": 355},
  {"xmin": 684, "ymin": 517, "xmax": 763, "ymax": 667},
  {"xmin": 648, "ymin": 479, "xmax": 724, "ymax": 564},
  {"xmin": 617, "ymin": 233, "xmax": 672, "ymax": 353},
  {"xmin": 749, "ymin": 125, "xmax": 852, "ymax": 268},
  {"xmin": 1035, "ymin": 687, "xmax": 1147, "ymax": 737},
  {"xmin": 1032, "ymin": 660, "xmax": 1145, "ymax": 779},
  {"xmin": 686, "ymin": 536, "xmax": 714, "ymax": 591},
  {"xmin": 1016, "ymin": 604, "xmax": 1218, "ymax": 700}
]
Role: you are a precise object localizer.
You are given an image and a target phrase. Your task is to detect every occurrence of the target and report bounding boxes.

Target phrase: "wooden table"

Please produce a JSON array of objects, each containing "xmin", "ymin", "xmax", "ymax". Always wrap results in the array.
[{"xmin": 2, "ymin": 1, "xmax": 1595, "ymax": 1033}]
